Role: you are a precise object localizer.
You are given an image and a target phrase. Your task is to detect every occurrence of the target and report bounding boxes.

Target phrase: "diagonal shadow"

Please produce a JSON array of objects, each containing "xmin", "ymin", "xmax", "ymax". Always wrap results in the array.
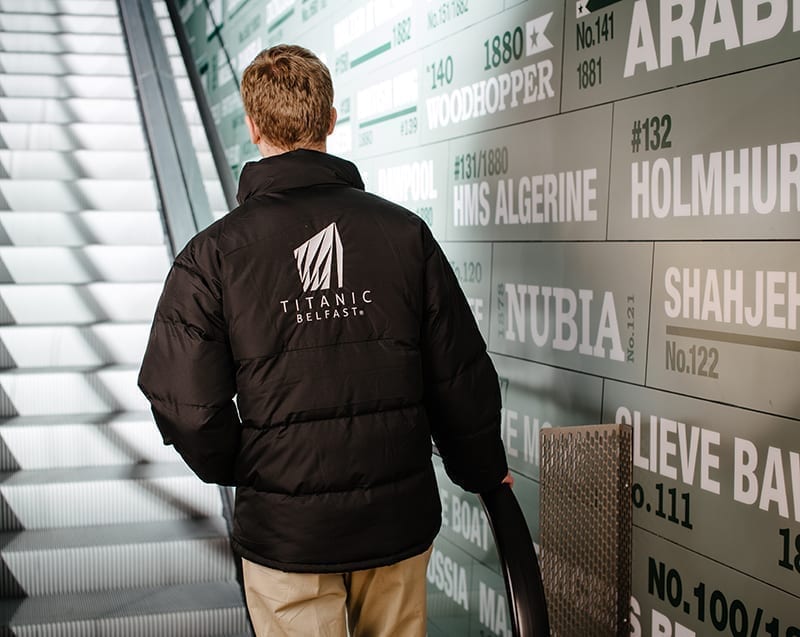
[
  {"xmin": 0, "ymin": 222, "xmax": 12, "ymax": 247},
  {"xmin": 70, "ymin": 212, "xmax": 102, "ymax": 245},
  {"xmin": 49, "ymin": 296, "xmax": 224, "ymax": 523},
  {"xmin": 62, "ymin": 122, "xmax": 86, "ymax": 153},
  {"xmin": 0, "ymin": 386, "xmax": 18, "ymax": 421},
  {"xmin": 0, "ymin": 257, "xmax": 12, "ymax": 284},
  {"xmin": 0, "ymin": 433, "xmax": 19, "ymax": 473},
  {"xmin": 0, "ymin": 340, "xmax": 14, "ymax": 371},
  {"xmin": 0, "ymin": 295, "xmax": 14, "ymax": 326},
  {"xmin": 0, "ymin": 380, "xmax": 227, "ymax": 547},
  {"xmin": 0, "ymin": 182, "xmax": 10, "ymax": 211},
  {"xmin": 80, "ymin": 362, "xmax": 221, "ymax": 523},
  {"xmin": 0, "ymin": 557, "xmax": 25, "ymax": 598},
  {"xmin": 59, "ymin": 149, "xmax": 87, "ymax": 180},
  {"xmin": 0, "ymin": 488, "xmax": 22, "ymax": 533},
  {"xmin": 72, "ymin": 328, "xmax": 235, "ymax": 555},
  {"xmin": 0, "ymin": 266, "xmax": 221, "ymax": 527}
]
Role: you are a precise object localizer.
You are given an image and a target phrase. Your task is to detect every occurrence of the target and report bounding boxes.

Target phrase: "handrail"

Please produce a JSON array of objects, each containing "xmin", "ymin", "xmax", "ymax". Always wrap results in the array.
[{"xmin": 480, "ymin": 484, "xmax": 551, "ymax": 637}]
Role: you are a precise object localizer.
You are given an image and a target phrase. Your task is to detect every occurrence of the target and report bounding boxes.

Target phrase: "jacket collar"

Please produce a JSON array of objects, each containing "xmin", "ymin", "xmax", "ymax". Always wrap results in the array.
[{"xmin": 236, "ymin": 149, "xmax": 365, "ymax": 204}]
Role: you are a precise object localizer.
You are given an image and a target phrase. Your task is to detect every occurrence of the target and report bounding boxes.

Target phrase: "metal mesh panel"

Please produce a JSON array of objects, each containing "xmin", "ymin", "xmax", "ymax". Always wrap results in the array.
[{"xmin": 540, "ymin": 424, "xmax": 632, "ymax": 637}]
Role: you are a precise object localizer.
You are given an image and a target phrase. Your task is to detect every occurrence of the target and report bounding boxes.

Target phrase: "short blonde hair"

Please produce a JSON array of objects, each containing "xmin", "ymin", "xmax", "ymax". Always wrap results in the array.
[{"xmin": 241, "ymin": 44, "xmax": 334, "ymax": 150}]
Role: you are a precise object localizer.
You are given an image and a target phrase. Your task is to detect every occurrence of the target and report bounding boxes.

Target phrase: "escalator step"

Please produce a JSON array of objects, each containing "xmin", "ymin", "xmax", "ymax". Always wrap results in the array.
[
  {"xmin": 0, "ymin": 410, "xmax": 173, "ymax": 470},
  {"xmin": 0, "ymin": 32, "xmax": 125, "ymax": 54},
  {"xmin": 0, "ymin": 123, "xmax": 147, "ymax": 151},
  {"xmin": 0, "ymin": 13, "xmax": 121, "ymax": 34},
  {"xmin": 0, "ymin": 518, "xmax": 234, "ymax": 595},
  {"xmin": 0, "ymin": 97, "xmax": 142, "ymax": 125},
  {"xmin": 0, "ymin": 178, "xmax": 158, "ymax": 211},
  {"xmin": 0, "ymin": 582, "xmax": 249, "ymax": 637},
  {"xmin": 0, "ymin": 462, "xmax": 221, "ymax": 529},
  {"xmin": 0, "ymin": 150, "xmax": 151, "ymax": 179},
  {"xmin": 0, "ymin": 0, "xmax": 117, "ymax": 17},
  {"xmin": 0, "ymin": 282, "xmax": 162, "ymax": 325},
  {"xmin": 0, "ymin": 364, "xmax": 149, "ymax": 416},
  {"xmin": 0, "ymin": 52, "xmax": 130, "ymax": 76},
  {"xmin": 0, "ymin": 211, "xmax": 165, "ymax": 247},
  {"xmin": 0, "ymin": 245, "xmax": 169, "ymax": 284}
]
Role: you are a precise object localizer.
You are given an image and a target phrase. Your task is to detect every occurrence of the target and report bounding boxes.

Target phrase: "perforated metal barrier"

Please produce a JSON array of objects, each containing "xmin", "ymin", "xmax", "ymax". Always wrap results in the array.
[{"xmin": 540, "ymin": 424, "xmax": 632, "ymax": 637}]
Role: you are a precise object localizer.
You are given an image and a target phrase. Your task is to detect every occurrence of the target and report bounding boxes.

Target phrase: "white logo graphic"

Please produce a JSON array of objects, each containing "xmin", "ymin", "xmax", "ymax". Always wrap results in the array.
[
  {"xmin": 526, "ymin": 12, "xmax": 554, "ymax": 56},
  {"xmin": 576, "ymin": 0, "xmax": 589, "ymax": 18},
  {"xmin": 294, "ymin": 222, "xmax": 343, "ymax": 292}
]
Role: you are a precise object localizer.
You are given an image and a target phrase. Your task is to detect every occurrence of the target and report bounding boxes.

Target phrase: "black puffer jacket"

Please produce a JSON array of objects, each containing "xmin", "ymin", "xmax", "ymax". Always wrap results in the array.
[{"xmin": 138, "ymin": 150, "xmax": 507, "ymax": 572}]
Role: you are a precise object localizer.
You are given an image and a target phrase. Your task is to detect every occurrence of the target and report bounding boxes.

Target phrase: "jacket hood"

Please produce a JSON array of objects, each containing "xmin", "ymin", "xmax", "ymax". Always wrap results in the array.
[{"xmin": 236, "ymin": 149, "xmax": 365, "ymax": 204}]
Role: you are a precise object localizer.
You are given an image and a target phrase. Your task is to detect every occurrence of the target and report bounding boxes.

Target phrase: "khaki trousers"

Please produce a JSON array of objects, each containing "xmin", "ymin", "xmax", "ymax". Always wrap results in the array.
[{"xmin": 242, "ymin": 547, "xmax": 432, "ymax": 637}]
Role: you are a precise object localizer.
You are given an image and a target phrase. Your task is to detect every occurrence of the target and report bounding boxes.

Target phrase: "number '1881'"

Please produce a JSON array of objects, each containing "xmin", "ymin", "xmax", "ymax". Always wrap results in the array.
[{"xmin": 577, "ymin": 57, "xmax": 602, "ymax": 89}]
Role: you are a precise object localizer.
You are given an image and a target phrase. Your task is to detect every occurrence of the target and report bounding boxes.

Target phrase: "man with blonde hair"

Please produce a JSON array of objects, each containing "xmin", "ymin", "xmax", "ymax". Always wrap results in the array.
[{"xmin": 139, "ymin": 44, "xmax": 509, "ymax": 636}]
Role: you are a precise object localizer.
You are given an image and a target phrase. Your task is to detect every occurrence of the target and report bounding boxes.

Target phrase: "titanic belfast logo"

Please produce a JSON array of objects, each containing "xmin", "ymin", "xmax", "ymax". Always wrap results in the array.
[
  {"xmin": 281, "ymin": 222, "xmax": 372, "ymax": 324},
  {"xmin": 293, "ymin": 222, "xmax": 343, "ymax": 292}
]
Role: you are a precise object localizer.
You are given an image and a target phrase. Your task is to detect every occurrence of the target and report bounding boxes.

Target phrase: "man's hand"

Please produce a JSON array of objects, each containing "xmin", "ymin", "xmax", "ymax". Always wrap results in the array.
[{"xmin": 501, "ymin": 471, "xmax": 514, "ymax": 487}]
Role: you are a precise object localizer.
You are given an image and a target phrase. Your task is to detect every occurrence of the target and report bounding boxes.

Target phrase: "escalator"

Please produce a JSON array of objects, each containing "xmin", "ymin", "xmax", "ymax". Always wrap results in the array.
[{"xmin": 0, "ymin": 0, "xmax": 248, "ymax": 634}]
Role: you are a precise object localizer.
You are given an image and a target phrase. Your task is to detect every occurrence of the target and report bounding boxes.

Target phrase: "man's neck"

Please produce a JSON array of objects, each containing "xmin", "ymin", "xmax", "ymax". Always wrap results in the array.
[{"xmin": 259, "ymin": 141, "xmax": 327, "ymax": 158}]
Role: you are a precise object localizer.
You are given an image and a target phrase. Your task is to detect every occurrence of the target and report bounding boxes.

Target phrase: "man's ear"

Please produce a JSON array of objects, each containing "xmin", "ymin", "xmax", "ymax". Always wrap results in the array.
[
  {"xmin": 245, "ymin": 114, "xmax": 260, "ymax": 145},
  {"xmin": 327, "ymin": 107, "xmax": 338, "ymax": 136}
]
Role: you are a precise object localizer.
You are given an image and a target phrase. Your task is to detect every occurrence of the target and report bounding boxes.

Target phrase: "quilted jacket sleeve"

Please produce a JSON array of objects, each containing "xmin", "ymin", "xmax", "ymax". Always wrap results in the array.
[
  {"xmin": 420, "ymin": 225, "xmax": 508, "ymax": 493},
  {"xmin": 138, "ymin": 235, "xmax": 240, "ymax": 486}
]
